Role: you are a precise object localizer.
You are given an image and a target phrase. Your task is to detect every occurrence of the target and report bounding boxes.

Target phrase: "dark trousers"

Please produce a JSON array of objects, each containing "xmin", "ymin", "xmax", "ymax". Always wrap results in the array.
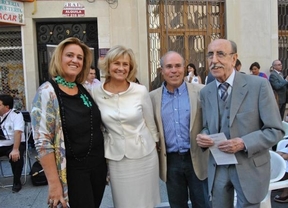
[
  {"xmin": 0, "ymin": 142, "xmax": 25, "ymax": 184},
  {"xmin": 67, "ymin": 157, "xmax": 107, "ymax": 208},
  {"xmin": 279, "ymin": 102, "xmax": 286, "ymax": 120},
  {"xmin": 166, "ymin": 152, "xmax": 210, "ymax": 208}
]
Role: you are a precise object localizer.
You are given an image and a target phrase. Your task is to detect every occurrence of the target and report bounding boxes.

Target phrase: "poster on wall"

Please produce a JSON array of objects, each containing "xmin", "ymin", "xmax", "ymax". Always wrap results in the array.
[
  {"xmin": 0, "ymin": 0, "xmax": 24, "ymax": 25},
  {"xmin": 62, "ymin": 2, "xmax": 85, "ymax": 17}
]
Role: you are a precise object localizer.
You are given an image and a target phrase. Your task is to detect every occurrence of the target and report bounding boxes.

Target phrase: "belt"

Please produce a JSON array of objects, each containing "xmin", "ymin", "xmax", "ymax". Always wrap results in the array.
[{"xmin": 168, "ymin": 150, "xmax": 190, "ymax": 156}]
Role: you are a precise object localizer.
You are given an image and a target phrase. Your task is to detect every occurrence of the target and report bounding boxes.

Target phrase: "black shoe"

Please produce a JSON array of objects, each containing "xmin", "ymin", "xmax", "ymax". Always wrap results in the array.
[{"xmin": 12, "ymin": 183, "xmax": 22, "ymax": 193}]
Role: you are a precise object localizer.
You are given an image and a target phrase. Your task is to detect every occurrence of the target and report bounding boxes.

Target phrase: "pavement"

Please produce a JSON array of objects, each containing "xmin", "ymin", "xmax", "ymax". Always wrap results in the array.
[{"xmin": 0, "ymin": 148, "xmax": 287, "ymax": 208}]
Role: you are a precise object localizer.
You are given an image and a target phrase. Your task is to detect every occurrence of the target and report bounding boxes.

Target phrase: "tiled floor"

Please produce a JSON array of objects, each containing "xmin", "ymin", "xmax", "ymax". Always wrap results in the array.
[{"xmin": 0, "ymin": 148, "xmax": 287, "ymax": 208}]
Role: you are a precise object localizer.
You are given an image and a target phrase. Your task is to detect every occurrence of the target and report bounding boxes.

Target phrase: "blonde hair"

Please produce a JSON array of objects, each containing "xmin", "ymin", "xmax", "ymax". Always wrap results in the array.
[
  {"xmin": 49, "ymin": 37, "xmax": 92, "ymax": 84},
  {"xmin": 98, "ymin": 45, "xmax": 137, "ymax": 83}
]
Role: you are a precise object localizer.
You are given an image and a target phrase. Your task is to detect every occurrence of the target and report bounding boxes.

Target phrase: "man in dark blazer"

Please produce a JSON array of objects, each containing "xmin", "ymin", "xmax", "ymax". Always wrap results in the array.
[
  {"xmin": 196, "ymin": 39, "xmax": 284, "ymax": 207},
  {"xmin": 269, "ymin": 59, "xmax": 288, "ymax": 120},
  {"xmin": 150, "ymin": 51, "xmax": 209, "ymax": 208}
]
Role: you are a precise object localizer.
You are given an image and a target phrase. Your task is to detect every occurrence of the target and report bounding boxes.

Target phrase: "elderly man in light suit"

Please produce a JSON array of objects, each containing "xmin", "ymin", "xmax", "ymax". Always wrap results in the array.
[
  {"xmin": 196, "ymin": 39, "xmax": 284, "ymax": 208},
  {"xmin": 269, "ymin": 59, "xmax": 288, "ymax": 120},
  {"xmin": 150, "ymin": 51, "xmax": 209, "ymax": 208}
]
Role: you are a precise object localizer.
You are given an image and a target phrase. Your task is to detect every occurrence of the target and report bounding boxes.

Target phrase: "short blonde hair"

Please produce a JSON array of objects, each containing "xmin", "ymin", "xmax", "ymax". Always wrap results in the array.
[
  {"xmin": 49, "ymin": 37, "xmax": 92, "ymax": 84},
  {"xmin": 98, "ymin": 45, "xmax": 137, "ymax": 83}
]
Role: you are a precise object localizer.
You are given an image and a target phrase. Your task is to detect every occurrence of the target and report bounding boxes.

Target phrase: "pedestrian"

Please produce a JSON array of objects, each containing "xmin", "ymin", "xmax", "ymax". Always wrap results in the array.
[
  {"xmin": 196, "ymin": 39, "xmax": 284, "ymax": 207},
  {"xmin": 269, "ymin": 59, "xmax": 288, "ymax": 120},
  {"xmin": 83, "ymin": 66, "xmax": 101, "ymax": 92},
  {"xmin": 31, "ymin": 37, "xmax": 107, "ymax": 208},
  {"xmin": 150, "ymin": 51, "xmax": 210, "ymax": 208},
  {"xmin": 91, "ymin": 45, "xmax": 161, "ymax": 208},
  {"xmin": 0, "ymin": 94, "xmax": 25, "ymax": 193}
]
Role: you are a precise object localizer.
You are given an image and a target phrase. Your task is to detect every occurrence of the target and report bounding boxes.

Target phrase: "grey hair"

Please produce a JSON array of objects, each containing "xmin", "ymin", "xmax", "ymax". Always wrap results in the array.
[{"xmin": 229, "ymin": 40, "xmax": 237, "ymax": 53}]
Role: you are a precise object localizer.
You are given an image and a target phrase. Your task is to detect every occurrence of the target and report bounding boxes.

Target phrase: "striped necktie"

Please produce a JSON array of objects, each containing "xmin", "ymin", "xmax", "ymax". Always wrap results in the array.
[{"xmin": 220, "ymin": 82, "xmax": 229, "ymax": 101}]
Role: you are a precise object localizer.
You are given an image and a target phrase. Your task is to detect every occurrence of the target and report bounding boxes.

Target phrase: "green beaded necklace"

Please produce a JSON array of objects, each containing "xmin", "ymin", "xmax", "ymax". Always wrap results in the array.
[{"xmin": 54, "ymin": 76, "xmax": 76, "ymax": 89}]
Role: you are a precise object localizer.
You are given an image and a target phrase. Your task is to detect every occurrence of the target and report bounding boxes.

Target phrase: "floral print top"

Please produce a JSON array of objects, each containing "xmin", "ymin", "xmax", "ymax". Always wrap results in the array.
[{"xmin": 31, "ymin": 81, "xmax": 69, "ymax": 201}]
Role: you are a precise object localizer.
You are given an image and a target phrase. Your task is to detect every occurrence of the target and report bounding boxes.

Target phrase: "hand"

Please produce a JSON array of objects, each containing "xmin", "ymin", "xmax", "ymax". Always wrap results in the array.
[
  {"xmin": 218, "ymin": 137, "xmax": 245, "ymax": 154},
  {"xmin": 9, "ymin": 149, "xmax": 20, "ymax": 162},
  {"xmin": 106, "ymin": 168, "xmax": 110, "ymax": 186},
  {"xmin": 47, "ymin": 182, "xmax": 67, "ymax": 208},
  {"xmin": 196, "ymin": 134, "xmax": 214, "ymax": 148},
  {"xmin": 156, "ymin": 142, "xmax": 161, "ymax": 152}
]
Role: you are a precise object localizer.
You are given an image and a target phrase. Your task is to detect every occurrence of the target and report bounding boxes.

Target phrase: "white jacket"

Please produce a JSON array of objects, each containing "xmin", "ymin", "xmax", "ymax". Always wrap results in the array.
[{"xmin": 91, "ymin": 82, "xmax": 158, "ymax": 161}]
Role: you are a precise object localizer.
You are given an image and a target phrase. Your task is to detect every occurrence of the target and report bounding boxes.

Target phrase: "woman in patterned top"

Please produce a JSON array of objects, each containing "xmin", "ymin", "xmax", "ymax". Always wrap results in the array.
[{"xmin": 31, "ymin": 37, "xmax": 107, "ymax": 208}]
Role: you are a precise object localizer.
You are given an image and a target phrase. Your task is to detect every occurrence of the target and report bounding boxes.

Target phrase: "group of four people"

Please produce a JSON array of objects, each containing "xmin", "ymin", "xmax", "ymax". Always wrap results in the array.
[{"xmin": 29, "ymin": 37, "xmax": 284, "ymax": 208}]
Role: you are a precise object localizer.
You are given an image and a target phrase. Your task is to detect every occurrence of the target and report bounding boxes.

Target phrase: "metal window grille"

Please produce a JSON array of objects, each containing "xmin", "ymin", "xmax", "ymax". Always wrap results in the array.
[
  {"xmin": 278, "ymin": 0, "xmax": 288, "ymax": 75},
  {"xmin": 0, "ymin": 30, "xmax": 25, "ymax": 110},
  {"xmin": 147, "ymin": 0, "xmax": 225, "ymax": 89}
]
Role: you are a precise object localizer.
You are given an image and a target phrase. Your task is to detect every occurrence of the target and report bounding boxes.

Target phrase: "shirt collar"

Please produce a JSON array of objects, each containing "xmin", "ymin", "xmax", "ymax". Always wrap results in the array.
[
  {"xmin": 1, "ymin": 109, "xmax": 12, "ymax": 119},
  {"xmin": 274, "ymin": 69, "xmax": 282, "ymax": 75},
  {"xmin": 163, "ymin": 80, "xmax": 186, "ymax": 94},
  {"xmin": 216, "ymin": 69, "xmax": 236, "ymax": 88}
]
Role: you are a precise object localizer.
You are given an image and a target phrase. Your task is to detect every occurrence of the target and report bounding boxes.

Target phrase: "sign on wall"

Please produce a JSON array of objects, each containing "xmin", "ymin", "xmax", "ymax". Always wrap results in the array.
[
  {"xmin": 62, "ymin": 2, "xmax": 85, "ymax": 17},
  {"xmin": 0, "ymin": 0, "xmax": 24, "ymax": 25}
]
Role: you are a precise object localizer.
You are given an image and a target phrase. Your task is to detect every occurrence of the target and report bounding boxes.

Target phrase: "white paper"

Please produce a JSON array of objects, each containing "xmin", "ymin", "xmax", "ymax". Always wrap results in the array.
[{"xmin": 208, "ymin": 132, "xmax": 238, "ymax": 165}]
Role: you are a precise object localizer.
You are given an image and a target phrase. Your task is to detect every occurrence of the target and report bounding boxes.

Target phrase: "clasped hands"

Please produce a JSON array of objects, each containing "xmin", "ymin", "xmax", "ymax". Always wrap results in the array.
[{"xmin": 196, "ymin": 134, "xmax": 245, "ymax": 154}]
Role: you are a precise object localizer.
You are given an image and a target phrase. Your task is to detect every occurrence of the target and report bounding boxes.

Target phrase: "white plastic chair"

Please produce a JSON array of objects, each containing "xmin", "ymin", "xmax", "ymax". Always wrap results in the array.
[
  {"xmin": 282, "ymin": 121, "xmax": 288, "ymax": 139},
  {"xmin": 276, "ymin": 139, "xmax": 288, "ymax": 152},
  {"xmin": 259, "ymin": 150, "xmax": 287, "ymax": 208},
  {"xmin": 234, "ymin": 150, "xmax": 286, "ymax": 208}
]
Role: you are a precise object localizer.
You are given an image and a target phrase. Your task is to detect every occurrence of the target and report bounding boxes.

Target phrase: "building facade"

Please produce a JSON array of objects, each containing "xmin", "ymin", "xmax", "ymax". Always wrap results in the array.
[{"xmin": 0, "ymin": 0, "xmax": 281, "ymax": 110}]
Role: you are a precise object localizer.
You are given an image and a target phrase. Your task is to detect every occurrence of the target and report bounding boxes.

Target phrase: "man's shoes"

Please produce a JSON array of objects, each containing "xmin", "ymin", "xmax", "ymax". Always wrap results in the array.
[
  {"xmin": 12, "ymin": 183, "xmax": 22, "ymax": 193},
  {"xmin": 274, "ymin": 194, "xmax": 288, "ymax": 203}
]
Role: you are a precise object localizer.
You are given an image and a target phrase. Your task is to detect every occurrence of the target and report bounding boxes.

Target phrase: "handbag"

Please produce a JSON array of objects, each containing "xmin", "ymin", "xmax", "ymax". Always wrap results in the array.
[{"xmin": 30, "ymin": 160, "xmax": 48, "ymax": 186}]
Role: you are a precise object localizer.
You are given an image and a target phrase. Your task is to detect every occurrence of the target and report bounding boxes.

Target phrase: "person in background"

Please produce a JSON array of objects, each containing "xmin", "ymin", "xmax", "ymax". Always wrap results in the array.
[
  {"xmin": 235, "ymin": 59, "xmax": 242, "ymax": 71},
  {"xmin": 235, "ymin": 59, "xmax": 245, "ymax": 74},
  {"xmin": 134, "ymin": 77, "xmax": 141, "ymax": 84},
  {"xmin": 91, "ymin": 45, "xmax": 160, "ymax": 208},
  {"xmin": 31, "ymin": 37, "xmax": 107, "ymax": 208},
  {"xmin": 0, "ymin": 94, "xmax": 25, "ymax": 193},
  {"xmin": 184, "ymin": 63, "xmax": 202, "ymax": 84},
  {"xmin": 83, "ymin": 66, "xmax": 101, "ymax": 92},
  {"xmin": 249, "ymin": 62, "xmax": 268, "ymax": 79},
  {"xmin": 205, "ymin": 71, "xmax": 215, "ymax": 85},
  {"xmin": 150, "ymin": 51, "xmax": 209, "ymax": 208},
  {"xmin": 196, "ymin": 39, "xmax": 284, "ymax": 207},
  {"xmin": 151, "ymin": 67, "xmax": 164, "ymax": 90},
  {"xmin": 269, "ymin": 60, "xmax": 288, "ymax": 120}
]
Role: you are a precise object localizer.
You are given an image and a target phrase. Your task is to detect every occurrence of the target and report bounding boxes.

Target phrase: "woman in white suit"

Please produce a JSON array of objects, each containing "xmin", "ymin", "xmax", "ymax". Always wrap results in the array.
[{"xmin": 91, "ymin": 45, "xmax": 160, "ymax": 208}]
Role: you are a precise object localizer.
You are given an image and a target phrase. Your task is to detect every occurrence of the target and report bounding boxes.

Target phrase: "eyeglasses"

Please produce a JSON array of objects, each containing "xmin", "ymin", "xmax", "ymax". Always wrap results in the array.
[{"xmin": 206, "ymin": 51, "xmax": 235, "ymax": 60}]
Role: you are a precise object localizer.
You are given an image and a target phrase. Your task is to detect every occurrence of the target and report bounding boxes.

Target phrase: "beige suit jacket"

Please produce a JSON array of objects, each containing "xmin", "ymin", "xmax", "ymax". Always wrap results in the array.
[{"xmin": 150, "ymin": 82, "xmax": 208, "ymax": 182}]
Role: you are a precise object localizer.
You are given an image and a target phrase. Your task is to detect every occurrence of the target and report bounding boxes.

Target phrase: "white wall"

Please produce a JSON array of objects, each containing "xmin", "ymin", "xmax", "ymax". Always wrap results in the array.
[
  {"xmin": 226, "ymin": 0, "xmax": 278, "ymax": 75},
  {"xmin": 21, "ymin": 0, "xmax": 278, "ymax": 109}
]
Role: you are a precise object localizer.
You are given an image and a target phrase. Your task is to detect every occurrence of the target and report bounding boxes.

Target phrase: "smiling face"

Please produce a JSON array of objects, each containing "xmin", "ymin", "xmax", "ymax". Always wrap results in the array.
[
  {"xmin": 207, "ymin": 39, "xmax": 237, "ymax": 83},
  {"xmin": 161, "ymin": 52, "xmax": 185, "ymax": 92},
  {"xmin": 61, "ymin": 44, "xmax": 84, "ymax": 81},
  {"xmin": 108, "ymin": 54, "xmax": 130, "ymax": 83}
]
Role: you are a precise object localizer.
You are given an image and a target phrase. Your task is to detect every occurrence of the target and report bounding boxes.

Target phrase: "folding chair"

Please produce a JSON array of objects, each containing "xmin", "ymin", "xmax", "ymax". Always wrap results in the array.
[
  {"xmin": 21, "ymin": 111, "xmax": 33, "ymax": 185},
  {"xmin": 0, "ymin": 111, "xmax": 33, "ymax": 188}
]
